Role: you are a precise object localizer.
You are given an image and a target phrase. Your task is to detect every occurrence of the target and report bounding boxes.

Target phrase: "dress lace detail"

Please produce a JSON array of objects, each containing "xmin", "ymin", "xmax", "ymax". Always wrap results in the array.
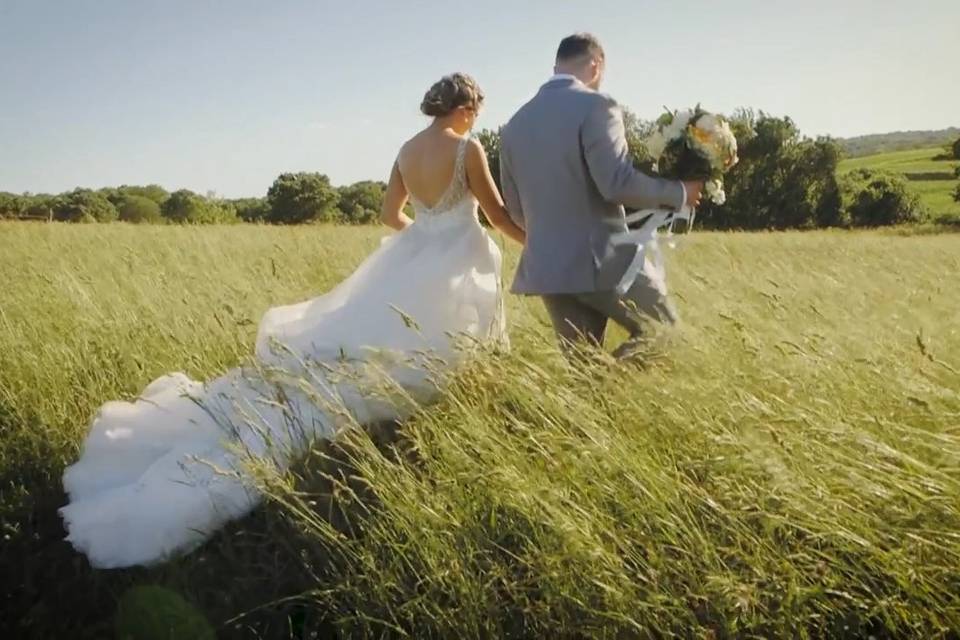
[{"xmin": 409, "ymin": 135, "xmax": 472, "ymax": 217}]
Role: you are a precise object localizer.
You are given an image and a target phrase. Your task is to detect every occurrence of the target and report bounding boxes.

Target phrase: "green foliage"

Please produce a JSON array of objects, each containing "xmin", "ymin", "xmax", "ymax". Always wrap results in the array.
[
  {"xmin": 98, "ymin": 185, "xmax": 170, "ymax": 210},
  {"xmin": 95, "ymin": 186, "xmax": 120, "ymax": 205},
  {"xmin": 114, "ymin": 586, "xmax": 215, "ymax": 640},
  {"xmin": 694, "ymin": 113, "xmax": 843, "ymax": 230},
  {"xmin": 211, "ymin": 200, "xmax": 239, "ymax": 224},
  {"xmin": 841, "ymin": 169, "xmax": 924, "ymax": 226},
  {"xmin": 159, "ymin": 190, "xmax": 197, "ymax": 223},
  {"xmin": 116, "ymin": 194, "xmax": 162, "ymax": 224},
  {"xmin": 119, "ymin": 184, "xmax": 170, "ymax": 206},
  {"xmin": 953, "ymin": 137, "xmax": 960, "ymax": 160},
  {"xmin": 337, "ymin": 181, "xmax": 385, "ymax": 224},
  {"xmin": 475, "ymin": 128, "xmax": 502, "ymax": 192},
  {"xmin": 229, "ymin": 197, "xmax": 271, "ymax": 223},
  {"xmin": 266, "ymin": 172, "xmax": 340, "ymax": 224},
  {"xmin": 953, "ymin": 182, "xmax": 960, "ymax": 204},
  {"xmin": 23, "ymin": 195, "xmax": 56, "ymax": 220},
  {"xmin": 475, "ymin": 129, "xmax": 503, "ymax": 227},
  {"xmin": 52, "ymin": 188, "xmax": 118, "ymax": 223},
  {"xmin": 622, "ymin": 106, "xmax": 657, "ymax": 171},
  {"xmin": 160, "ymin": 189, "xmax": 236, "ymax": 224},
  {"xmin": 0, "ymin": 192, "xmax": 25, "ymax": 218}
]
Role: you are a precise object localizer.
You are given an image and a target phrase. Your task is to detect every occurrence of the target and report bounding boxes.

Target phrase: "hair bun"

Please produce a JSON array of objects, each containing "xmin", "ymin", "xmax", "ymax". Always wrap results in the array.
[{"xmin": 420, "ymin": 73, "xmax": 484, "ymax": 118}]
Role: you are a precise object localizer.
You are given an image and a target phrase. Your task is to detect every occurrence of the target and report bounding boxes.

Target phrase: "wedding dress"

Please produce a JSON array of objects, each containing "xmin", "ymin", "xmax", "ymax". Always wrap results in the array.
[{"xmin": 60, "ymin": 136, "xmax": 505, "ymax": 568}]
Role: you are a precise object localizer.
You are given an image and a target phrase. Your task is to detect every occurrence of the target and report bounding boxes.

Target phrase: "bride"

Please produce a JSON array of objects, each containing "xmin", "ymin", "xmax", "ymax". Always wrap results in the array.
[{"xmin": 60, "ymin": 73, "xmax": 526, "ymax": 569}]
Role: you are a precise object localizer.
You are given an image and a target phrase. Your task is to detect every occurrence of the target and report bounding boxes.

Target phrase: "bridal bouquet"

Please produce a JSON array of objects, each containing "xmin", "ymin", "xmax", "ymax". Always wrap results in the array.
[{"xmin": 645, "ymin": 106, "xmax": 739, "ymax": 205}]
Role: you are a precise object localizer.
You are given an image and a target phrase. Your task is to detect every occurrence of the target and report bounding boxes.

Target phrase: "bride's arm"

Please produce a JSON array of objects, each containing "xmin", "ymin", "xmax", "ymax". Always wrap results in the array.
[
  {"xmin": 380, "ymin": 160, "xmax": 414, "ymax": 231},
  {"xmin": 465, "ymin": 139, "xmax": 526, "ymax": 246}
]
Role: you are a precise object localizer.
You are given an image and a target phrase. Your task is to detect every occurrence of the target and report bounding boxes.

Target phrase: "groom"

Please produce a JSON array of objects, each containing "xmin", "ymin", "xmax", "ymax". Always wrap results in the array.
[{"xmin": 500, "ymin": 33, "xmax": 703, "ymax": 359}]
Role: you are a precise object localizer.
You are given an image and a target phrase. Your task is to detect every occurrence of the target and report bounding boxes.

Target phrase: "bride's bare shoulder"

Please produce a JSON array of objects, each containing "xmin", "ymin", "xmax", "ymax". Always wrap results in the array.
[
  {"xmin": 398, "ymin": 129, "xmax": 463, "ymax": 164},
  {"xmin": 397, "ymin": 129, "xmax": 429, "ymax": 162}
]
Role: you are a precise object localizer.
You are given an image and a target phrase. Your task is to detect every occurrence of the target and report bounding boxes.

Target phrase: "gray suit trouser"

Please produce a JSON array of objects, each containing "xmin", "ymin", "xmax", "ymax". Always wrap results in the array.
[{"xmin": 541, "ymin": 270, "xmax": 677, "ymax": 360}]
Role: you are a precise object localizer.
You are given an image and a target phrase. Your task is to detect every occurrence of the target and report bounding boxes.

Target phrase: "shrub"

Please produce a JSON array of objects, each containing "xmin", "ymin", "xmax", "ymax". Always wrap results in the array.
[
  {"xmin": 841, "ymin": 169, "xmax": 924, "ymax": 227},
  {"xmin": 161, "ymin": 190, "xmax": 237, "ymax": 224},
  {"xmin": 0, "ymin": 192, "xmax": 24, "ymax": 219},
  {"xmin": 337, "ymin": 181, "xmax": 385, "ymax": 224},
  {"xmin": 230, "ymin": 198, "xmax": 271, "ymax": 223},
  {"xmin": 116, "ymin": 194, "xmax": 162, "ymax": 224},
  {"xmin": 119, "ymin": 184, "xmax": 169, "ymax": 205},
  {"xmin": 52, "ymin": 189, "xmax": 118, "ymax": 223},
  {"xmin": 475, "ymin": 128, "xmax": 504, "ymax": 191},
  {"xmin": 267, "ymin": 173, "xmax": 340, "ymax": 224}
]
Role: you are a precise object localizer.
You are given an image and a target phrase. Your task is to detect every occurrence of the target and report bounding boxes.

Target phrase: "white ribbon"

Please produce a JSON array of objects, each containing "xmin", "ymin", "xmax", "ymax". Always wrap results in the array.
[{"xmin": 611, "ymin": 206, "xmax": 695, "ymax": 295}]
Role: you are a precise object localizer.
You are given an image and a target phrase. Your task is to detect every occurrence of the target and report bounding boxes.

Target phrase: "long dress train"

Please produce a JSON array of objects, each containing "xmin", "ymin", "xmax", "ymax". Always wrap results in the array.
[{"xmin": 60, "ymin": 136, "xmax": 504, "ymax": 568}]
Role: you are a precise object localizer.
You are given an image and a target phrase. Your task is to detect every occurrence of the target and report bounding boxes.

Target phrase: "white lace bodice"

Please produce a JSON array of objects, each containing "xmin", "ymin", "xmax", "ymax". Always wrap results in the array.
[{"xmin": 407, "ymin": 135, "xmax": 477, "ymax": 222}]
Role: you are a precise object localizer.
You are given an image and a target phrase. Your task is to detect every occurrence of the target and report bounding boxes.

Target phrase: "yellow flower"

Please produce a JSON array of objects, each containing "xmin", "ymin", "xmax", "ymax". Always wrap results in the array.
[{"xmin": 689, "ymin": 125, "xmax": 713, "ymax": 145}]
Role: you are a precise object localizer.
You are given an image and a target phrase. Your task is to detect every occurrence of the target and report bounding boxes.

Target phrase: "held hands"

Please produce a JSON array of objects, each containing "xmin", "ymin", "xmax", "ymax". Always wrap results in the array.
[{"xmin": 682, "ymin": 180, "xmax": 705, "ymax": 209}]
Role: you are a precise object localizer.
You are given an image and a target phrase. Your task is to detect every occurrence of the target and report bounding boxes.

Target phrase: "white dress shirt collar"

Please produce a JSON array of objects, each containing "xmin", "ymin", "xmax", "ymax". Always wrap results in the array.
[{"xmin": 547, "ymin": 73, "xmax": 580, "ymax": 84}]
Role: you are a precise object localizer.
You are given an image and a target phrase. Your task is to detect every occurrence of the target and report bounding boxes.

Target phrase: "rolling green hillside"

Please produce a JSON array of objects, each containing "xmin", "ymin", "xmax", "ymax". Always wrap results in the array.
[
  {"xmin": 839, "ymin": 128, "xmax": 959, "ymax": 157},
  {"xmin": 839, "ymin": 146, "xmax": 960, "ymax": 222}
]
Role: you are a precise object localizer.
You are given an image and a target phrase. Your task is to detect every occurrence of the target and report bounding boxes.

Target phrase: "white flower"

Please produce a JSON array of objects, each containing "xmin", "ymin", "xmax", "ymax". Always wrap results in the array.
[
  {"xmin": 704, "ymin": 179, "xmax": 726, "ymax": 205},
  {"xmin": 674, "ymin": 109, "xmax": 694, "ymax": 128},
  {"xmin": 718, "ymin": 121, "xmax": 738, "ymax": 152},
  {"xmin": 696, "ymin": 113, "xmax": 719, "ymax": 132},
  {"xmin": 646, "ymin": 130, "xmax": 667, "ymax": 159},
  {"xmin": 662, "ymin": 109, "xmax": 693, "ymax": 142}
]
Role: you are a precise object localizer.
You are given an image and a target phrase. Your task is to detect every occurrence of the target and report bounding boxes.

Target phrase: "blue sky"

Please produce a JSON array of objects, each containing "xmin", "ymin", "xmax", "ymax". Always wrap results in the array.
[{"xmin": 1, "ymin": 0, "xmax": 957, "ymax": 197}]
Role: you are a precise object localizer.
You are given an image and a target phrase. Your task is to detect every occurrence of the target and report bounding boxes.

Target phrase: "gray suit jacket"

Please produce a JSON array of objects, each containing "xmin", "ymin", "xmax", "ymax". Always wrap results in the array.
[{"xmin": 501, "ymin": 77, "xmax": 685, "ymax": 295}]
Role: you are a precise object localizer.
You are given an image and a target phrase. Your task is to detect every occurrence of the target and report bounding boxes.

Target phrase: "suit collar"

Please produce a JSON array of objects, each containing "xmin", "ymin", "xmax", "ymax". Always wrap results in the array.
[{"xmin": 541, "ymin": 75, "xmax": 581, "ymax": 91}]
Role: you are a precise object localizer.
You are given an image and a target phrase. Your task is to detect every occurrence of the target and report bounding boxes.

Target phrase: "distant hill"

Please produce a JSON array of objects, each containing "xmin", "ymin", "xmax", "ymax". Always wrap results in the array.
[{"xmin": 839, "ymin": 128, "xmax": 959, "ymax": 158}]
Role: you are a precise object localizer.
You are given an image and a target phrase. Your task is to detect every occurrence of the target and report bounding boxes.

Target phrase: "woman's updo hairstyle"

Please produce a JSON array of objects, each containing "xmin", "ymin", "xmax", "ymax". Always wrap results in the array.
[{"xmin": 420, "ymin": 73, "xmax": 484, "ymax": 118}]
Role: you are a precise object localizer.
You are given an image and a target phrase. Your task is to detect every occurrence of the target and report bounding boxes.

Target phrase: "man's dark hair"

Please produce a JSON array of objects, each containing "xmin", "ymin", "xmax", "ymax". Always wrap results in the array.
[{"xmin": 556, "ymin": 33, "xmax": 605, "ymax": 63}]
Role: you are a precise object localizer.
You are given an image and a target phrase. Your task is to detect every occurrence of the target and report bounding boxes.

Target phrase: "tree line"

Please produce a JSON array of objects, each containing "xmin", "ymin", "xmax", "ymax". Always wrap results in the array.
[
  {"xmin": 3, "ymin": 110, "xmax": 957, "ymax": 229},
  {"xmin": 0, "ymin": 177, "xmax": 385, "ymax": 225}
]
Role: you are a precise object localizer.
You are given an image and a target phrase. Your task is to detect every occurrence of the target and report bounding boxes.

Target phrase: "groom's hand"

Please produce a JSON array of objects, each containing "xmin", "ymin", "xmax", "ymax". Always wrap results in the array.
[{"xmin": 682, "ymin": 180, "xmax": 704, "ymax": 209}]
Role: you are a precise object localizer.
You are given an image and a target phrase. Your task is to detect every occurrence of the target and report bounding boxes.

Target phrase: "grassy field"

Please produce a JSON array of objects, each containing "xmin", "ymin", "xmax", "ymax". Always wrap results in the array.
[
  {"xmin": 839, "ymin": 146, "xmax": 960, "ymax": 221},
  {"xmin": 1, "ymin": 222, "xmax": 959, "ymax": 638}
]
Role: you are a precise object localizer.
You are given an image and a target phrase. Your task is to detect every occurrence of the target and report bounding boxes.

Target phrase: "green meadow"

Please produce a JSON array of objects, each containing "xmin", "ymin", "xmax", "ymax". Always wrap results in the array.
[{"xmin": 1, "ymin": 222, "xmax": 958, "ymax": 638}]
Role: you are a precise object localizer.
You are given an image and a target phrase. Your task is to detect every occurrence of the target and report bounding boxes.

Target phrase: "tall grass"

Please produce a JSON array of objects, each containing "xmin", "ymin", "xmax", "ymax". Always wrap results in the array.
[{"xmin": 1, "ymin": 222, "xmax": 958, "ymax": 637}]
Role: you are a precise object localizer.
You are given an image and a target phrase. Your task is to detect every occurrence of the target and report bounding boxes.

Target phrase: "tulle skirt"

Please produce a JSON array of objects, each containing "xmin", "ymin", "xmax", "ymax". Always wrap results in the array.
[{"xmin": 60, "ymin": 208, "xmax": 505, "ymax": 568}]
